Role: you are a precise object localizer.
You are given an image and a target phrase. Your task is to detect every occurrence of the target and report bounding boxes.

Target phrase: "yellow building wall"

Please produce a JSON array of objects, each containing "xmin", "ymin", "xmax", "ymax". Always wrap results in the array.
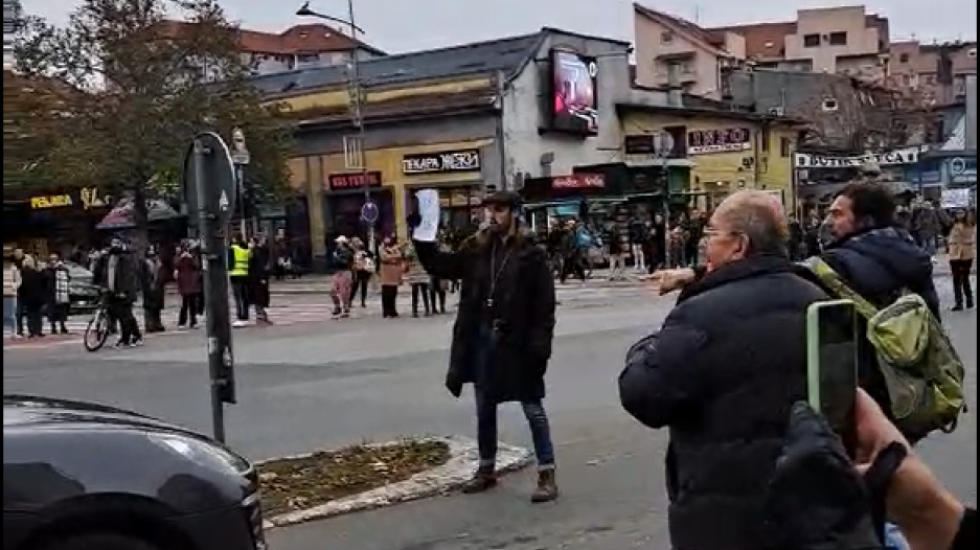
[
  {"xmin": 620, "ymin": 112, "xmax": 797, "ymax": 209},
  {"xmin": 266, "ymin": 77, "xmax": 494, "ymax": 112},
  {"xmin": 292, "ymin": 139, "xmax": 493, "ymax": 257},
  {"xmin": 759, "ymin": 127, "xmax": 798, "ymax": 209}
]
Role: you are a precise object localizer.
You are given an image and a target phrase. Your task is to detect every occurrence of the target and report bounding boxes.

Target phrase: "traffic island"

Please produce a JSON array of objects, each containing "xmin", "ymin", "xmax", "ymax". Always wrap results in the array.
[{"xmin": 259, "ymin": 435, "xmax": 533, "ymax": 529}]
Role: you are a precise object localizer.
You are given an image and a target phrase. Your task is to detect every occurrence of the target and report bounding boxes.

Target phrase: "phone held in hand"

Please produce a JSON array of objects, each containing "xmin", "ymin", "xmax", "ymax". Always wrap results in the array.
[{"xmin": 806, "ymin": 299, "xmax": 859, "ymax": 457}]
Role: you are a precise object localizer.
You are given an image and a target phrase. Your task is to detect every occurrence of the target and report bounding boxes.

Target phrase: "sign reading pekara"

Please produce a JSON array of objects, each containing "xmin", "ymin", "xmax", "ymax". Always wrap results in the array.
[{"xmin": 794, "ymin": 146, "xmax": 924, "ymax": 168}]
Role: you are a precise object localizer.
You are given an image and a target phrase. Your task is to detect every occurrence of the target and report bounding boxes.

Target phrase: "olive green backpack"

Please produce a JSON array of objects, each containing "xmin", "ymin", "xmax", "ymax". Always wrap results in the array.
[{"xmin": 805, "ymin": 257, "xmax": 967, "ymax": 440}]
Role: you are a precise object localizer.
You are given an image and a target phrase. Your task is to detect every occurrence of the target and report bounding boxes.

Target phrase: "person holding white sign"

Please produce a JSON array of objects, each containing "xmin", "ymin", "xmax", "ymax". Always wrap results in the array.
[{"xmin": 412, "ymin": 190, "xmax": 560, "ymax": 503}]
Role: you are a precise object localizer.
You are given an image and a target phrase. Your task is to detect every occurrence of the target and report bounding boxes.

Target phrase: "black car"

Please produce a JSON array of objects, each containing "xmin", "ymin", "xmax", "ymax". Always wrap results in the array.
[{"xmin": 3, "ymin": 395, "xmax": 267, "ymax": 550}]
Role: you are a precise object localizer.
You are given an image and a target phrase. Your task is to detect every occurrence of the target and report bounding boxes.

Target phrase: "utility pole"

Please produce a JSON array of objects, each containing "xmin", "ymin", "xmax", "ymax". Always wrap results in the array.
[
  {"xmin": 297, "ymin": 2, "xmax": 376, "ymax": 250},
  {"xmin": 230, "ymin": 127, "xmax": 251, "ymax": 239}
]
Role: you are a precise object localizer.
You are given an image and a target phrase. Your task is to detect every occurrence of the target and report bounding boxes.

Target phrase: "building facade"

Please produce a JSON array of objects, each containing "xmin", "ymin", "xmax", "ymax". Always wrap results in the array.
[
  {"xmin": 3, "ymin": 0, "xmax": 21, "ymax": 70},
  {"xmin": 890, "ymin": 40, "xmax": 977, "ymax": 105},
  {"xmin": 632, "ymin": 3, "xmax": 891, "ymax": 96}
]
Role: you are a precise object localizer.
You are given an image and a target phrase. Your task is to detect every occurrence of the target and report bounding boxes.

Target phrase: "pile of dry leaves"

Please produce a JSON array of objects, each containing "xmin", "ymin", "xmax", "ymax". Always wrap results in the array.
[{"xmin": 258, "ymin": 439, "xmax": 450, "ymax": 516}]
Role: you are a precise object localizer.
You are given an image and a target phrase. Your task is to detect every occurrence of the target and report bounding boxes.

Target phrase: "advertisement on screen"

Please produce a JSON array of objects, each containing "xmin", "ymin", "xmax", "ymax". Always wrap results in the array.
[{"xmin": 549, "ymin": 49, "xmax": 599, "ymax": 136}]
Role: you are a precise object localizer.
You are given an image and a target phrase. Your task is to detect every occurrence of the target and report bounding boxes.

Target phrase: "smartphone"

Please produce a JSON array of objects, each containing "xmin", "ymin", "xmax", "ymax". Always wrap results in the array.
[{"xmin": 806, "ymin": 299, "xmax": 859, "ymax": 456}]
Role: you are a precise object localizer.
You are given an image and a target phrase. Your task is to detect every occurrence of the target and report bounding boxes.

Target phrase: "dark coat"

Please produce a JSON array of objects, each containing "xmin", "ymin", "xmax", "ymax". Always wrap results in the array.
[
  {"xmin": 174, "ymin": 253, "xmax": 201, "ymax": 295},
  {"xmin": 619, "ymin": 255, "xmax": 828, "ymax": 550},
  {"xmin": 821, "ymin": 226, "xmax": 939, "ymax": 427},
  {"xmin": 18, "ymin": 268, "xmax": 49, "ymax": 307},
  {"xmin": 415, "ymin": 230, "xmax": 556, "ymax": 404},
  {"xmin": 92, "ymin": 252, "xmax": 139, "ymax": 304}
]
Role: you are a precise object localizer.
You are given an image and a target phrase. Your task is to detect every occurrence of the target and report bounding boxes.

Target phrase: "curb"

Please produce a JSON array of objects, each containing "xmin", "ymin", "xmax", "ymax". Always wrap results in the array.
[{"xmin": 260, "ymin": 435, "xmax": 533, "ymax": 530}]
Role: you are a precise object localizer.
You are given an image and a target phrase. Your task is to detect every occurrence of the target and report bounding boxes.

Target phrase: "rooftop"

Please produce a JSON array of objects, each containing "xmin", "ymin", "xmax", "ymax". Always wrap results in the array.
[
  {"xmin": 250, "ymin": 31, "xmax": 545, "ymax": 96},
  {"xmin": 153, "ymin": 21, "xmax": 386, "ymax": 57}
]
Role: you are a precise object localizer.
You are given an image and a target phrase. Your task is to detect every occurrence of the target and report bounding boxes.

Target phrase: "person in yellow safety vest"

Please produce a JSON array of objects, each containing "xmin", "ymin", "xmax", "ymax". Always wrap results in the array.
[{"xmin": 228, "ymin": 236, "xmax": 251, "ymax": 327}]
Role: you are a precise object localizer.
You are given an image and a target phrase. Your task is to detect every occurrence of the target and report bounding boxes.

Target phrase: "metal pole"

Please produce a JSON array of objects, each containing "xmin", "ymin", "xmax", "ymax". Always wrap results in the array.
[
  {"xmin": 345, "ymin": 0, "xmax": 375, "ymax": 251},
  {"xmin": 660, "ymin": 156, "xmax": 671, "ymax": 268},
  {"xmin": 194, "ymin": 138, "xmax": 232, "ymax": 443},
  {"xmin": 236, "ymin": 164, "xmax": 247, "ymax": 239}
]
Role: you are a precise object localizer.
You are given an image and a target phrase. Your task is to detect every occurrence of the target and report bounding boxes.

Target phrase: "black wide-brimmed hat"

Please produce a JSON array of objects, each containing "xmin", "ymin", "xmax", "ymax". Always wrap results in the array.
[{"xmin": 481, "ymin": 190, "xmax": 522, "ymax": 208}]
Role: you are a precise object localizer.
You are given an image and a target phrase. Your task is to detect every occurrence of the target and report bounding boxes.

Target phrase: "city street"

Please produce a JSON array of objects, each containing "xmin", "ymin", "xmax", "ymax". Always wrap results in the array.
[{"xmin": 3, "ymin": 276, "xmax": 976, "ymax": 550}]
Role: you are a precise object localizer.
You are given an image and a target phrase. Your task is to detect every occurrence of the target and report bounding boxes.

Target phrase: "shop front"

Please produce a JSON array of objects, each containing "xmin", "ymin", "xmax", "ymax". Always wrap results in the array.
[
  {"xmin": 793, "ymin": 146, "xmax": 925, "ymax": 215},
  {"xmin": 291, "ymin": 138, "xmax": 496, "ymax": 269},
  {"xmin": 3, "ymin": 186, "xmax": 113, "ymax": 259}
]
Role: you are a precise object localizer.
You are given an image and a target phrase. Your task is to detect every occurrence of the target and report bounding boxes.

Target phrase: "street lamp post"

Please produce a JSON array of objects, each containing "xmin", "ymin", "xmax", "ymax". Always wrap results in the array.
[
  {"xmin": 652, "ymin": 131, "xmax": 675, "ymax": 267},
  {"xmin": 296, "ymin": 2, "xmax": 375, "ymax": 250}
]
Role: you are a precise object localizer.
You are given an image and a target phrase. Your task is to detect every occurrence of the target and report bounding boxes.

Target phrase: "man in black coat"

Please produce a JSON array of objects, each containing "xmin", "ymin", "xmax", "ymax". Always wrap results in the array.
[
  {"xmin": 619, "ymin": 190, "xmax": 830, "ymax": 550},
  {"xmin": 414, "ymin": 190, "xmax": 559, "ymax": 503}
]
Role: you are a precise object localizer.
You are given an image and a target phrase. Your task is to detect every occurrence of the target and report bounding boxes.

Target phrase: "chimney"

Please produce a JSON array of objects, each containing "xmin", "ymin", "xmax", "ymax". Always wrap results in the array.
[{"xmin": 666, "ymin": 62, "xmax": 683, "ymax": 107}]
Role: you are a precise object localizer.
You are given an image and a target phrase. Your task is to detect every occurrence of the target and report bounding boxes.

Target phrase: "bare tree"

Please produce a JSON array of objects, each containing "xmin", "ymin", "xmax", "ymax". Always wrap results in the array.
[
  {"xmin": 14, "ymin": 0, "xmax": 291, "ymax": 237},
  {"xmin": 795, "ymin": 73, "xmax": 937, "ymax": 152}
]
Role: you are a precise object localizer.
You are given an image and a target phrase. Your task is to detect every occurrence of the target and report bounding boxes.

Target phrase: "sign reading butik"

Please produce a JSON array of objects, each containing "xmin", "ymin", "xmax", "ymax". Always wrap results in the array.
[{"xmin": 402, "ymin": 149, "xmax": 481, "ymax": 175}]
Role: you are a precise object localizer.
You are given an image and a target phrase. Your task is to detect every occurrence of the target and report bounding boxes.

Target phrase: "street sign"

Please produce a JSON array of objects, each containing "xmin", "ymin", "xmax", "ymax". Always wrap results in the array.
[
  {"xmin": 950, "ymin": 157, "xmax": 967, "ymax": 175},
  {"xmin": 360, "ymin": 201, "xmax": 379, "ymax": 224}
]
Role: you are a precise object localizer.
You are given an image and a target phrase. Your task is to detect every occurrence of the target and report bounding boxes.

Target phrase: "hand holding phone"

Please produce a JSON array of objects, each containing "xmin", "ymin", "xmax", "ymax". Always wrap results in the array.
[{"xmin": 806, "ymin": 299, "xmax": 859, "ymax": 456}]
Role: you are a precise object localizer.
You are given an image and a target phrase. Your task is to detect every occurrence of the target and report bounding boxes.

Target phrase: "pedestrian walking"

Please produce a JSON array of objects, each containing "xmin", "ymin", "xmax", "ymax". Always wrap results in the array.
[
  {"xmin": 414, "ymin": 190, "xmax": 559, "ymax": 503},
  {"xmin": 350, "ymin": 237, "xmax": 374, "ymax": 309},
  {"xmin": 947, "ymin": 208, "xmax": 975, "ymax": 311}
]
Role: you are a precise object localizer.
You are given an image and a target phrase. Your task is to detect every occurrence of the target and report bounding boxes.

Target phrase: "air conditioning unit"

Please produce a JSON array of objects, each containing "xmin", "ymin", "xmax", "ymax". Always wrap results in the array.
[{"xmin": 768, "ymin": 106, "xmax": 785, "ymax": 116}]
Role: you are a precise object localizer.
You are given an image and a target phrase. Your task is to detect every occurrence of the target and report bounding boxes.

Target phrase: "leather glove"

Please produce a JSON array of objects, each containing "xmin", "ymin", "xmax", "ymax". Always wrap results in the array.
[{"xmin": 765, "ymin": 401, "xmax": 883, "ymax": 550}]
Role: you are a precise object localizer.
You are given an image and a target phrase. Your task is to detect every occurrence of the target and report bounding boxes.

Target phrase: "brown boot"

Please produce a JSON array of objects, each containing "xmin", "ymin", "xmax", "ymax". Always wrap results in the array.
[
  {"xmin": 461, "ymin": 466, "xmax": 497, "ymax": 494},
  {"xmin": 531, "ymin": 468, "xmax": 558, "ymax": 503}
]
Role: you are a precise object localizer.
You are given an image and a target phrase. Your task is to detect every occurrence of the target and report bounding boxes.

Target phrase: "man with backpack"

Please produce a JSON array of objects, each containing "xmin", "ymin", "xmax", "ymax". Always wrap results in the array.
[{"xmin": 655, "ymin": 181, "xmax": 964, "ymax": 441}]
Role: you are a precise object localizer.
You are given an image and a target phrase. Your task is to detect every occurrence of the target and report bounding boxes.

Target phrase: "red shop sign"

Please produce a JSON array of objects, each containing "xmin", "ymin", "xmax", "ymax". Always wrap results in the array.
[
  {"xmin": 327, "ymin": 171, "xmax": 383, "ymax": 190},
  {"xmin": 551, "ymin": 173, "xmax": 605, "ymax": 189}
]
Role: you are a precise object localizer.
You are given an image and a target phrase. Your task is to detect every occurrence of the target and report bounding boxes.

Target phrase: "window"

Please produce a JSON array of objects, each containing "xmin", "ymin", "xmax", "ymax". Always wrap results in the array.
[
  {"xmin": 829, "ymin": 32, "xmax": 847, "ymax": 46},
  {"xmin": 821, "ymin": 98, "xmax": 839, "ymax": 111},
  {"xmin": 661, "ymin": 31, "xmax": 674, "ymax": 44},
  {"xmin": 925, "ymin": 74, "xmax": 936, "ymax": 85},
  {"xmin": 780, "ymin": 137, "xmax": 792, "ymax": 158},
  {"xmin": 899, "ymin": 53, "xmax": 910, "ymax": 63},
  {"xmin": 803, "ymin": 34, "xmax": 820, "ymax": 48}
]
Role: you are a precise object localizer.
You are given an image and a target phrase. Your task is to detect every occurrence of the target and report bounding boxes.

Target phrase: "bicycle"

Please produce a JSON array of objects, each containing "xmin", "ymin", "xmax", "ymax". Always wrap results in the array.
[{"xmin": 83, "ymin": 292, "xmax": 114, "ymax": 352}]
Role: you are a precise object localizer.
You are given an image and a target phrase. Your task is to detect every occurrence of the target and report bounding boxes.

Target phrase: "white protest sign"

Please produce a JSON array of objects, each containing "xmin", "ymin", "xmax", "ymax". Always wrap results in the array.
[
  {"xmin": 940, "ymin": 188, "xmax": 971, "ymax": 209},
  {"xmin": 411, "ymin": 189, "xmax": 440, "ymax": 242}
]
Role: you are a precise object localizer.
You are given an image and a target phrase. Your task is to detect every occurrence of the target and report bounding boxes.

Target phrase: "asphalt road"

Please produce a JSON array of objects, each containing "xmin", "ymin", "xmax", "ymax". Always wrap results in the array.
[{"xmin": 3, "ymin": 277, "xmax": 976, "ymax": 550}]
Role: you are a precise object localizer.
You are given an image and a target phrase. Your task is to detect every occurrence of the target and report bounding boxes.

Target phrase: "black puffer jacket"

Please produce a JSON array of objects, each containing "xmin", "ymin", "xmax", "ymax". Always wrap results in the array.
[{"xmin": 619, "ymin": 255, "xmax": 828, "ymax": 550}]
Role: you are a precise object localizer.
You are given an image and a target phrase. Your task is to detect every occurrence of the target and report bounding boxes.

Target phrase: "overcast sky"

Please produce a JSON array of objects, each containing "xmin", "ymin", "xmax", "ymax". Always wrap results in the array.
[{"xmin": 22, "ymin": 0, "xmax": 978, "ymax": 54}]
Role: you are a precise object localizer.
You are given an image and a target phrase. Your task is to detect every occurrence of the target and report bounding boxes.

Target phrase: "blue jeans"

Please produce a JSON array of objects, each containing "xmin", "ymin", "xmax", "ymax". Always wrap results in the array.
[
  {"xmin": 475, "ymin": 388, "xmax": 555, "ymax": 470},
  {"xmin": 884, "ymin": 522, "xmax": 910, "ymax": 550}
]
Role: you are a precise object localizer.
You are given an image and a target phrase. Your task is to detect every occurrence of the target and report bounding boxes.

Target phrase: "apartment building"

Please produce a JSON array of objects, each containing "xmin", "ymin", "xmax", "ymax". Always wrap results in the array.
[
  {"xmin": 890, "ymin": 40, "xmax": 977, "ymax": 104},
  {"xmin": 3, "ymin": 0, "xmax": 21, "ymax": 70},
  {"xmin": 633, "ymin": 3, "xmax": 890, "ymax": 96},
  {"xmin": 156, "ymin": 21, "xmax": 386, "ymax": 76}
]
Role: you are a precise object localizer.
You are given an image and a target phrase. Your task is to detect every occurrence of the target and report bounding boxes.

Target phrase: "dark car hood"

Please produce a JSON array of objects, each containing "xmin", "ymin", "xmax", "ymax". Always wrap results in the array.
[{"xmin": 3, "ymin": 395, "xmax": 204, "ymax": 439}]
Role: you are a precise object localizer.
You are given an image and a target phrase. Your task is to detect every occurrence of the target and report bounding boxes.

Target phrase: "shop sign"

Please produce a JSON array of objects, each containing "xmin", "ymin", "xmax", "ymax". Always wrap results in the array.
[
  {"xmin": 402, "ymin": 149, "xmax": 481, "ymax": 175},
  {"xmin": 30, "ymin": 194, "xmax": 73, "ymax": 209},
  {"xmin": 948, "ymin": 157, "xmax": 976, "ymax": 184},
  {"xmin": 551, "ymin": 173, "xmax": 605, "ymax": 189},
  {"xmin": 793, "ymin": 146, "xmax": 923, "ymax": 168},
  {"xmin": 687, "ymin": 127, "xmax": 751, "ymax": 155},
  {"xmin": 327, "ymin": 171, "xmax": 383, "ymax": 190},
  {"xmin": 79, "ymin": 186, "xmax": 109, "ymax": 210}
]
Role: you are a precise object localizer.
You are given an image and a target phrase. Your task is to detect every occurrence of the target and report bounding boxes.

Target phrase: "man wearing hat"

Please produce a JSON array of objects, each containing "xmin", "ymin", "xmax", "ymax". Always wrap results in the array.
[{"xmin": 413, "ymin": 190, "xmax": 560, "ymax": 502}]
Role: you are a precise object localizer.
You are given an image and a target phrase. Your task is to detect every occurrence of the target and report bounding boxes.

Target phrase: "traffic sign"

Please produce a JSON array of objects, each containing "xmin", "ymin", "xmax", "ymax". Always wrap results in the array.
[
  {"xmin": 182, "ymin": 132, "xmax": 238, "ymax": 230},
  {"xmin": 360, "ymin": 201, "xmax": 379, "ymax": 224}
]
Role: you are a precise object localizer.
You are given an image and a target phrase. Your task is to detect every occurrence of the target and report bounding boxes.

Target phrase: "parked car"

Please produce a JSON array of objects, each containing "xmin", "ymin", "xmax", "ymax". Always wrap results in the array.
[
  {"xmin": 3, "ymin": 395, "xmax": 267, "ymax": 550},
  {"xmin": 65, "ymin": 263, "xmax": 100, "ymax": 314}
]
